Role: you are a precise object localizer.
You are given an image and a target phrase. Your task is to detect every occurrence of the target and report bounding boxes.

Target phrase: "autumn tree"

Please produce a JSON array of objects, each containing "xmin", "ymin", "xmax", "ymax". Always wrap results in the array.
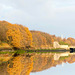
[
  {"xmin": 0, "ymin": 21, "xmax": 32, "ymax": 49},
  {"xmin": 31, "ymin": 31, "xmax": 54, "ymax": 49}
]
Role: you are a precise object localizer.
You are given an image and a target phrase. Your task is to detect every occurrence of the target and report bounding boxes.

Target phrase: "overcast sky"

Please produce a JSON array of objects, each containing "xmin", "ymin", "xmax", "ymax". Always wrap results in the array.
[{"xmin": 0, "ymin": 0, "xmax": 75, "ymax": 38}]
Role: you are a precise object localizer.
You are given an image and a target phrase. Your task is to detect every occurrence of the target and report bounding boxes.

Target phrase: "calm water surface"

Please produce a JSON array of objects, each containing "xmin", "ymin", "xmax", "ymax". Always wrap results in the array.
[{"xmin": 0, "ymin": 52, "xmax": 75, "ymax": 75}]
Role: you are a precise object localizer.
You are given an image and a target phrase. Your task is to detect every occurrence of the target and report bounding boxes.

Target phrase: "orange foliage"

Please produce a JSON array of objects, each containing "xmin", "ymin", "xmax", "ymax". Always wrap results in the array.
[
  {"xmin": 6, "ymin": 24, "xmax": 23, "ymax": 48},
  {"xmin": 0, "ymin": 21, "xmax": 32, "ymax": 49},
  {"xmin": 31, "ymin": 31, "xmax": 54, "ymax": 49}
]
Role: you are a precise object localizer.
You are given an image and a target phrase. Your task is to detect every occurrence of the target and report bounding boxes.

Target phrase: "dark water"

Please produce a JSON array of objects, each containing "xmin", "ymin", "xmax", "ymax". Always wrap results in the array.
[{"xmin": 0, "ymin": 51, "xmax": 75, "ymax": 75}]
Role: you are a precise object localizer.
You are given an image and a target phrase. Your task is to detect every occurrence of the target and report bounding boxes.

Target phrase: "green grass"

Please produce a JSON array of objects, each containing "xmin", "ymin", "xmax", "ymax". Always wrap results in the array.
[
  {"xmin": 15, "ymin": 50, "xmax": 26, "ymax": 54},
  {"xmin": 59, "ymin": 41, "xmax": 70, "ymax": 46},
  {"xmin": 0, "ymin": 50, "xmax": 26, "ymax": 54},
  {"xmin": 0, "ymin": 51, "xmax": 15, "ymax": 54}
]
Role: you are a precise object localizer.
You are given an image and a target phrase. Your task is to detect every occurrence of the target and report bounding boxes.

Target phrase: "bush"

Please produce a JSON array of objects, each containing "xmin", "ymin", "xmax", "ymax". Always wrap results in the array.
[{"xmin": 59, "ymin": 41, "xmax": 70, "ymax": 45}]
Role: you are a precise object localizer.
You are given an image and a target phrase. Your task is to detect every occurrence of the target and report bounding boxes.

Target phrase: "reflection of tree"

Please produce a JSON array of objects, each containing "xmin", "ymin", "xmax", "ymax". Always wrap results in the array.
[
  {"xmin": 7, "ymin": 56, "xmax": 24, "ymax": 75},
  {"xmin": 1, "ymin": 53, "xmax": 75, "ymax": 75},
  {"xmin": 32, "ymin": 53, "xmax": 75, "ymax": 72},
  {"xmin": 32, "ymin": 54, "xmax": 54, "ymax": 72},
  {"xmin": 21, "ymin": 56, "xmax": 33, "ymax": 75},
  {"xmin": 7, "ymin": 55, "xmax": 33, "ymax": 75}
]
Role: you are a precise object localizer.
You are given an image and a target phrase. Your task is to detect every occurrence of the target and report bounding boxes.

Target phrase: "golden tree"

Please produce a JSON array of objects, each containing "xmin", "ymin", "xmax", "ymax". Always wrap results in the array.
[{"xmin": 0, "ymin": 21, "xmax": 33, "ymax": 49}]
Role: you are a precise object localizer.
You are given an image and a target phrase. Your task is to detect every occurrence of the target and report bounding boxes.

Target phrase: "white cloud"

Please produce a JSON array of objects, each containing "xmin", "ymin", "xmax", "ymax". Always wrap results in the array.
[{"xmin": 0, "ymin": 0, "xmax": 75, "ymax": 38}]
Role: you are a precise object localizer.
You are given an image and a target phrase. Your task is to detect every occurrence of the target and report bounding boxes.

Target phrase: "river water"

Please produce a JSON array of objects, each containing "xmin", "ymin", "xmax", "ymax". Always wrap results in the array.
[{"xmin": 0, "ymin": 51, "xmax": 75, "ymax": 75}]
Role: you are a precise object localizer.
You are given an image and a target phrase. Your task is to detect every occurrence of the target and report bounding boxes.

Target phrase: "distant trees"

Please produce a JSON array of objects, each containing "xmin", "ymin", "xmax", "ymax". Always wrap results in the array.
[
  {"xmin": 31, "ymin": 31, "xmax": 54, "ymax": 49},
  {"xmin": 0, "ymin": 20, "xmax": 75, "ymax": 50},
  {"xmin": 66, "ymin": 37, "xmax": 75, "ymax": 46},
  {"xmin": 31, "ymin": 30, "xmax": 75, "ymax": 49},
  {"xmin": 51, "ymin": 35, "xmax": 75, "ymax": 46},
  {"xmin": 0, "ymin": 21, "xmax": 32, "ymax": 49}
]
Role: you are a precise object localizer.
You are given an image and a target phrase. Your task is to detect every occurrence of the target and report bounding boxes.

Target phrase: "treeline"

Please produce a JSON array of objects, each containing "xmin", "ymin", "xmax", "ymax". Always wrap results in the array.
[
  {"xmin": 31, "ymin": 31, "xmax": 75, "ymax": 49},
  {"xmin": 31, "ymin": 31, "xmax": 54, "ymax": 49},
  {"xmin": 0, "ymin": 21, "xmax": 75, "ymax": 50},
  {"xmin": 52, "ymin": 35, "xmax": 75, "ymax": 46},
  {"xmin": 0, "ymin": 21, "xmax": 32, "ymax": 49}
]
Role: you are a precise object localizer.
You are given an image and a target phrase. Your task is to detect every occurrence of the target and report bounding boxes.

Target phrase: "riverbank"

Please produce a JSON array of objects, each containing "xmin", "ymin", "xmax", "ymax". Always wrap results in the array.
[{"xmin": 0, "ymin": 49, "xmax": 70, "ymax": 54}]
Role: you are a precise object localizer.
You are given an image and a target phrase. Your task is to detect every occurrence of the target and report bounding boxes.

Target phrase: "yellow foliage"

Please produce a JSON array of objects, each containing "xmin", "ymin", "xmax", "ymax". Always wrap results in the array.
[
  {"xmin": 0, "ymin": 21, "xmax": 33, "ymax": 49},
  {"xmin": 7, "ymin": 56, "xmax": 24, "ymax": 75},
  {"xmin": 7, "ymin": 55, "xmax": 33, "ymax": 75},
  {"xmin": 6, "ymin": 24, "xmax": 23, "ymax": 48}
]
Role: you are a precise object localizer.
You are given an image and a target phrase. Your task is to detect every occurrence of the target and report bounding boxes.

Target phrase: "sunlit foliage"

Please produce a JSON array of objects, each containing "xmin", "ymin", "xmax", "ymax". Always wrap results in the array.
[
  {"xmin": 0, "ymin": 21, "xmax": 32, "ymax": 49},
  {"xmin": 31, "ymin": 31, "xmax": 54, "ymax": 49}
]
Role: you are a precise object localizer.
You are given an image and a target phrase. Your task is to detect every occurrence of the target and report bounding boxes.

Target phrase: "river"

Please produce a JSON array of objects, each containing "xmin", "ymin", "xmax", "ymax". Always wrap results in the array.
[{"xmin": 0, "ymin": 51, "xmax": 75, "ymax": 75}]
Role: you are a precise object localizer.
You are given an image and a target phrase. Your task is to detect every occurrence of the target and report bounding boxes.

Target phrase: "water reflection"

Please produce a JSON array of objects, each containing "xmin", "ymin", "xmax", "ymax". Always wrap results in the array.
[
  {"xmin": 0, "ymin": 54, "xmax": 33, "ymax": 75},
  {"xmin": 0, "ymin": 52, "xmax": 75, "ymax": 75}
]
